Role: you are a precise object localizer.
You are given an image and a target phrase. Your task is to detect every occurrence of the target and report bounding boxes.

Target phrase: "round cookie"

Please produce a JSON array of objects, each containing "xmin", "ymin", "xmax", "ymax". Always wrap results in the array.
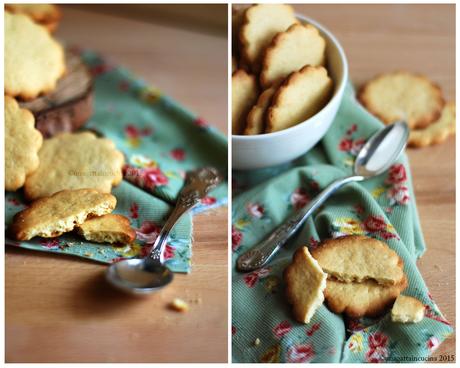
[
  {"xmin": 324, "ymin": 276, "xmax": 407, "ymax": 318},
  {"xmin": 267, "ymin": 65, "xmax": 333, "ymax": 133},
  {"xmin": 24, "ymin": 131, "xmax": 125, "ymax": 201},
  {"xmin": 232, "ymin": 69, "xmax": 259, "ymax": 135},
  {"xmin": 358, "ymin": 71, "xmax": 444, "ymax": 129},
  {"xmin": 240, "ymin": 4, "xmax": 298, "ymax": 73},
  {"xmin": 5, "ymin": 4, "xmax": 61, "ymax": 32},
  {"xmin": 408, "ymin": 102, "xmax": 455, "ymax": 147},
  {"xmin": 5, "ymin": 12, "xmax": 65, "ymax": 100},
  {"xmin": 244, "ymin": 87, "xmax": 276, "ymax": 135},
  {"xmin": 261, "ymin": 23, "xmax": 326, "ymax": 88},
  {"xmin": 5, "ymin": 96, "xmax": 43, "ymax": 191},
  {"xmin": 311, "ymin": 235, "xmax": 405, "ymax": 286}
]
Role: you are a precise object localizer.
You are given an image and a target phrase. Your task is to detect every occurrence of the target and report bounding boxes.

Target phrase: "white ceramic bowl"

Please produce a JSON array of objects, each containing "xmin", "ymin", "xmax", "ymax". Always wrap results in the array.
[{"xmin": 232, "ymin": 14, "xmax": 348, "ymax": 170}]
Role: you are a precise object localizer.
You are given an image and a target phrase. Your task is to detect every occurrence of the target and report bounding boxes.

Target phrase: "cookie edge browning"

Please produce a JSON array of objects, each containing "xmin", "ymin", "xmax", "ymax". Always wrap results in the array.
[
  {"xmin": 266, "ymin": 65, "xmax": 332, "ymax": 133},
  {"xmin": 8, "ymin": 189, "xmax": 117, "ymax": 241},
  {"xmin": 5, "ymin": 12, "xmax": 66, "ymax": 100},
  {"xmin": 408, "ymin": 101, "xmax": 456, "ymax": 148},
  {"xmin": 325, "ymin": 275, "xmax": 408, "ymax": 318},
  {"xmin": 76, "ymin": 214, "xmax": 137, "ymax": 244},
  {"xmin": 284, "ymin": 246, "xmax": 327, "ymax": 323},
  {"xmin": 244, "ymin": 87, "xmax": 276, "ymax": 135},
  {"xmin": 232, "ymin": 69, "xmax": 259, "ymax": 135},
  {"xmin": 5, "ymin": 4, "xmax": 62, "ymax": 24},
  {"xmin": 239, "ymin": 4, "xmax": 298, "ymax": 73},
  {"xmin": 260, "ymin": 23, "xmax": 325, "ymax": 89},
  {"xmin": 358, "ymin": 71, "xmax": 445, "ymax": 129},
  {"xmin": 310, "ymin": 235, "xmax": 405, "ymax": 286},
  {"xmin": 5, "ymin": 96, "xmax": 43, "ymax": 191}
]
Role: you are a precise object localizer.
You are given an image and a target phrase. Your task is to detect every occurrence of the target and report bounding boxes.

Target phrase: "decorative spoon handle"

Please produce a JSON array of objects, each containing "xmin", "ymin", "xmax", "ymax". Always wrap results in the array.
[
  {"xmin": 150, "ymin": 167, "xmax": 221, "ymax": 263},
  {"xmin": 236, "ymin": 175, "xmax": 363, "ymax": 272}
]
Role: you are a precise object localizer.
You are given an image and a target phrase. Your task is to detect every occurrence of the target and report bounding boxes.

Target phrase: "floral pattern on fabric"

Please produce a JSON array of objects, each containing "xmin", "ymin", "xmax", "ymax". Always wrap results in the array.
[
  {"xmin": 5, "ymin": 49, "xmax": 228, "ymax": 273},
  {"xmin": 232, "ymin": 84, "xmax": 452, "ymax": 363}
]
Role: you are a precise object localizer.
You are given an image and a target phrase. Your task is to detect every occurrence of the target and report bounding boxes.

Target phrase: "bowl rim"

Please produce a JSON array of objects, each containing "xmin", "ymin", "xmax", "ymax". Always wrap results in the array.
[{"xmin": 232, "ymin": 13, "xmax": 349, "ymax": 141}]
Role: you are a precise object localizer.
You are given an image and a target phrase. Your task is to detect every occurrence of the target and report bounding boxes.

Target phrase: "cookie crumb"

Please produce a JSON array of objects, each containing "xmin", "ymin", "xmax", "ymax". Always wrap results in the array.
[
  {"xmin": 169, "ymin": 298, "xmax": 189, "ymax": 313},
  {"xmin": 253, "ymin": 338, "xmax": 261, "ymax": 346}
]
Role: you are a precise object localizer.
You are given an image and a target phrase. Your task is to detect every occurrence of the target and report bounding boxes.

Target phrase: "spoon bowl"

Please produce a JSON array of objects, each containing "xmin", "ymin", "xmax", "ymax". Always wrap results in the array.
[{"xmin": 106, "ymin": 258, "xmax": 174, "ymax": 295}]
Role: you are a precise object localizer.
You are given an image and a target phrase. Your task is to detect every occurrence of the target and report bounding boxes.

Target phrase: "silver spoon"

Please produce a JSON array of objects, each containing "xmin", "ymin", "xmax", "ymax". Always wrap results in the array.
[
  {"xmin": 236, "ymin": 121, "xmax": 409, "ymax": 272},
  {"xmin": 106, "ymin": 167, "xmax": 221, "ymax": 294}
]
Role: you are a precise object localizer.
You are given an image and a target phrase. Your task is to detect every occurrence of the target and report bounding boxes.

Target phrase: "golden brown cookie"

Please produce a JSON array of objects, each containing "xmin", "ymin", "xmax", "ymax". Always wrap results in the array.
[
  {"xmin": 408, "ymin": 102, "xmax": 455, "ymax": 147},
  {"xmin": 324, "ymin": 276, "xmax": 407, "ymax": 318},
  {"xmin": 76, "ymin": 214, "xmax": 136, "ymax": 244},
  {"xmin": 5, "ymin": 96, "xmax": 43, "ymax": 191},
  {"xmin": 358, "ymin": 71, "xmax": 445, "ymax": 129},
  {"xmin": 24, "ymin": 131, "xmax": 125, "ymax": 201},
  {"xmin": 267, "ymin": 65, "xmax": 333, "ymax": 133},
  {"xmin": 244, "ymin": 87, "xmax": 277, "ymax": 135},
  {"xmin": 232, "ymin": 69, "xmax": 259, "ymax": 135},
  {"xmin": 261, "ymin": 23, "xmax": 326, "ymax": 88},
  {"xmin": 391, "ymin": 295, "xmax": 425, "ymax": 323},
  {"xmin": 5, "ymin": 4, "xmax": 61, "ymax": 32},
  {"xmin": 284, "ymin": 246, "xmax": 327, "ymax": 323},
  {"xmin": 5, "ymin": 12, "xmax": 65, "ymax": 100},
  {"xmin": 240, "ymin": 4, "xmax": 298, "ymax": 73},
  {"xmin": 311, "ymin": 235, "xmax": 405, "ymax": 286},
  {"xmin": 9, "ymin": 189, "xmax": 116, "ymax": 241}
]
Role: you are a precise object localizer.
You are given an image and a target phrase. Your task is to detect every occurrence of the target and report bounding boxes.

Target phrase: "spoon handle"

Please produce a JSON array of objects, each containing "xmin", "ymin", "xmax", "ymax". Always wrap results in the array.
[
  {"xmin": 150, "ymin": 167, "xmax": 221, "ymax": 264},
  {"xmin": 236, "ymin": 175, "xmax": 363, "ymax": 272}
]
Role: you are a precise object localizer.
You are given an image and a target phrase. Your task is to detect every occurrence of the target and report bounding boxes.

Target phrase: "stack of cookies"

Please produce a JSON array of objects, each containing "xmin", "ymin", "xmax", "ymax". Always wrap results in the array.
[
  {"xmin": 5, "ymin": 8, "xmax": 135, "ymax": 246},
  {"xmin": 232, "ymin": 4, "xmax": 334, "ymax": 135},
  {"xmin": 284, "ymin": 235, "xmax": 425, "ymax": 324},
  {"xmin": 359, "ymin": 71, "xmax": 456, "ymax": 148}
]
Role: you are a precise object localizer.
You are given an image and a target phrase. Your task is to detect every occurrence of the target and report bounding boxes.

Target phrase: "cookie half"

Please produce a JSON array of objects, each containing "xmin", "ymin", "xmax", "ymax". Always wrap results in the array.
[
  {"xmin": 244, "ymin": 87, "xmax": 277, "ymax": 135},
  {"xmin": 391, "ymin": 295, "xmax": 425, "ymax": 323},
  {"xmin": 9, "ymin": 189, "xmax": 116, "ymax": 241},
  {"xmin": 324, "ymin": 276, "xmax": 407, "ymax": 318},
  {"xmin": 232, "ymin": 69, "xmax": 259, "ymax": 135},
  {"xmin": 76, "ymin": 214, "xmax": 136, "ymax": 244},
  {"xmin": 358, "ymin": 71, "xmax": 444, "ymax": 129},
  {"xmin": 240, "ymin": 4, "xmax": 298, "ymax": 73},
  {"xmin": 5, "ymin": 12, "xmax": 65, "ymax": 100},
  {"xmin": 267, "ymin": 65, "xmax": 333, "ymax": 133},
  {"xmin": 311, "ymin": 235, "xmax": 405, "ymax": 286},
  {"xmin": 408, "ymin": 102, "xmax": 455, "ymax": 147},
  {"xmin": 24, "ymin": 131, "xmax": 125, "ymax": 201},
  {"xmin": 5, "ymin": 96, "xmax": 43, "ymax": 191},
  {"xmin": 261, "ymin": 23, "xmax": 326, "ymax": 88},
  {"xmin": 284, "ymin": 246, "xmax": 327, "ymax": 323}
]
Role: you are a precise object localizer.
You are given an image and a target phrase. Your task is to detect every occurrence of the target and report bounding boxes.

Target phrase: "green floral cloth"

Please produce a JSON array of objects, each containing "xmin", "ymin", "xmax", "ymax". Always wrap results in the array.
[
  {"xmin": 5, "ymin": 49, "xmax": 228, "ymax": 273},
  {"xmin": 232, "ymin": 84, "xmax": 453, "ymax": 363}
]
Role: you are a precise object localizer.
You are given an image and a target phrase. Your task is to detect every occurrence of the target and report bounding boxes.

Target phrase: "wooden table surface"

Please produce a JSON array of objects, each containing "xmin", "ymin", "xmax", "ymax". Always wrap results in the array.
[
  {"xmin": 5, "ymin": 6, "xmax": 228, "ymax": 363},
  {"xmin": 292, "ymin": 4, "xmax": 456, "ymax": 361}
]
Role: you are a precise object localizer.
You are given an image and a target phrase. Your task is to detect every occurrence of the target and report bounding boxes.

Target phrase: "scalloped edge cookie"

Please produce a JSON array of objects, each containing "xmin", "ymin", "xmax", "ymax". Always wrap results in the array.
[
  {"xmin": 232, "ymin": 69, "xmax": 259, "ymax": 135},
  {"xmin": 244, "ymin": 87, "xmax": 276, "ymax": 135},
  {"xmin": 408, "ymin": 101, "xmax": 455, "ymax": 147},
  {"xmin": 266, "ymin": 65, "xmax": 333, "ymax": 133},
  {"xmin": 239, "ymin": 4, "xmax": 298, "ymax": 73},
  {"xmin": 9, "ymin": 189, "xmax": 116, "ymax": 241},
  {"xmin": 358, "ymin": 71, "xmax": 445, "ymax": 129},
  {"xmin": 5, "ymin": 12, "xmax": 65, "ymax": 100},
  {"xmin": 5, "ymin": 96, "xmax": 43, "ymax": 191},
  {"xmin": 261, "ymin": 23, "xmax": 326, "ymax": 88}
]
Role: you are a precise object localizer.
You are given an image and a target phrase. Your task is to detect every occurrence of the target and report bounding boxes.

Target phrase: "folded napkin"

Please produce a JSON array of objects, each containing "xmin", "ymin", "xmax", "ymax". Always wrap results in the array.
[
  {"xmin": 5, "ymin": 49, "xmax": 228, "ymax": 273},
  {"xmin": 232, "ymin": 84, "xmax": 452, "ymax": 362}
]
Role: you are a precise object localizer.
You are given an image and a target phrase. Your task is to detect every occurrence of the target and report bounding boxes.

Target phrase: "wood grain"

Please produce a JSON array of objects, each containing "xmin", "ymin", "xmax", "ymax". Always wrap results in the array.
[
  {"xmin": 292, "ymin": 4, "xmax": 455, "ymax": 361},
  {"xmin": 5, "ymin": 5, "xmax": 228, "ymax": 363}
]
